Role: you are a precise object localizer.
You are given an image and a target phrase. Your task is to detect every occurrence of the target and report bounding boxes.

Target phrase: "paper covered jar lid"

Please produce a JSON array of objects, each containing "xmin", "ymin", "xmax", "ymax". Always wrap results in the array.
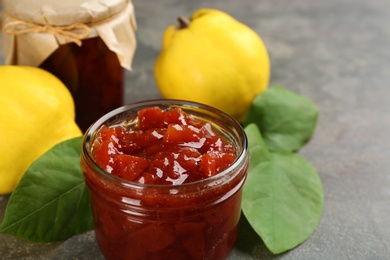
[{"xmin": 1, "ymin": 0, "xmax": 137, "ymax": 70}]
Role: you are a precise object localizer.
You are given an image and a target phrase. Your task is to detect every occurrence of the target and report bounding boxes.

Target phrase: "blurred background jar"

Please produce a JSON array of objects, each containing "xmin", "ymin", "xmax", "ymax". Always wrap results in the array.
[{"xmin": 1, "ymin": 0, "xmax": 137, "ymax": 132}]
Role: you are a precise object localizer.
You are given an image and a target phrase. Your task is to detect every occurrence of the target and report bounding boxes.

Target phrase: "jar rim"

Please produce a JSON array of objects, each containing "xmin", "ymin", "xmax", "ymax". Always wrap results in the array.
[{"xmin": 82, "ymin": 99, "xmax": 248, "ymax": 190}]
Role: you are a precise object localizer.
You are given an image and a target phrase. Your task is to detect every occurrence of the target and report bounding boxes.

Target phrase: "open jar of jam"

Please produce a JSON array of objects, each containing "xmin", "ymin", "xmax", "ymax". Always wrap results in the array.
[
  {"xmin": 81, "ymin": 100, "xmax": 249, "ymax": 259},
  {"xmin": 1, "ymin": 0, "xmax": 137, "ymax": 132}
]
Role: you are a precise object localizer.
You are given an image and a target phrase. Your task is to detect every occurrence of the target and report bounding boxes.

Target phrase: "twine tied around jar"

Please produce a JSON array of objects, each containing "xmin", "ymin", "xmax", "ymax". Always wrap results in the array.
[{"xmin": 2, "ymin": 14, "xmax": 91, "ymax": 46}]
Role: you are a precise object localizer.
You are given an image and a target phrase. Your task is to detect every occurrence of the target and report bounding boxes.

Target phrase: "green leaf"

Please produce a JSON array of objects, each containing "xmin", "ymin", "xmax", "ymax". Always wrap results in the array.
[
  {"xmin": 0, "ymin": 137, "xmax": 93, "ymax": 242},
  {"xmin": 245, "ymin": 123, "xmax": 271, "ymax": 166},
  {"xmin": 242, "ymin": 124, "xmax": 324, "ymax": 254},
  {"xmin": 244, "ymin": 86, "xmax": 319, "ymax": 152}
]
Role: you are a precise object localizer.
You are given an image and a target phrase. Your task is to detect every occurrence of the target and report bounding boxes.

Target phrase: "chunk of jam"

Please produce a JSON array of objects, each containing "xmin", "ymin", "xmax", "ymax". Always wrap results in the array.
[{"xmin": 91, "ymin": 106, "xmax": 237, "ymax": 185}]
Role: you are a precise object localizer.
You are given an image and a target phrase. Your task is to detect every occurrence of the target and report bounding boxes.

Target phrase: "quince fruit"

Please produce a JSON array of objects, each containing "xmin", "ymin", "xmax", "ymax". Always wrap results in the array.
[
  {"xmin": 0, "ymin": 66, "xmax": 82, "ymax": 194},
  {"xmin": 154, "ymin": 8, "xmax": 270, "ymax": 121}
]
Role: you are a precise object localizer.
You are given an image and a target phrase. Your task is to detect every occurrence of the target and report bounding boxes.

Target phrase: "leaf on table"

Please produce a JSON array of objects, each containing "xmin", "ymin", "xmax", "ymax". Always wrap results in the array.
[
  {"xmin": 0, "ymin": 137, "xmax": 93, "ymax": 243},
  {"xmin": 244, "ymin": 86, "xmax": 319, "ymax": 153},
  {"xmin": 242, "ymin": 124, "xmax": 324, "ymax": 254}
]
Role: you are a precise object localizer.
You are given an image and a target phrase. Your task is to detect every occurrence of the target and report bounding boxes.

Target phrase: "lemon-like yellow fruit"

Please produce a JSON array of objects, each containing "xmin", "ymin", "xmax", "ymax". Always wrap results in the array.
[
  {"xmin": 0, "ymin": 66, "xmax": 82, "ymax": 194},
  {"xmin": 154, "ymin": 8, "xmax": 270, "ymax": 122}
]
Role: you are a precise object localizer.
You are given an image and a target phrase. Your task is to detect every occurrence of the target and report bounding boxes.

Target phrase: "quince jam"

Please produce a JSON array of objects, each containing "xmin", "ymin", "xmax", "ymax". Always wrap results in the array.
[
  {"xmin": 81, "ymin": 103, "xmax": 249, "ymax": 260},
  {"xmin": 92, "ymin": 106, "xmax": 236, "ymax": 185}
]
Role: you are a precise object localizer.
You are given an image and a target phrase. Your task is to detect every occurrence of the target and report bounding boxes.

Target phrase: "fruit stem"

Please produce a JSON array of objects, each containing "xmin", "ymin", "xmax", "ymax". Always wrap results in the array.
[{"xmin": 177, "ymin": 16, "xmax": 190, "ymax": 29}]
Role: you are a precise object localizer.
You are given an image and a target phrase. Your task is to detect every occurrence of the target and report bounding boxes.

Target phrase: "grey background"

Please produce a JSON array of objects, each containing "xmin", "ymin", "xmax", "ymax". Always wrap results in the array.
[{"xmin": 1, "ymin": 0, "xmax": 390, "ymax": 259}]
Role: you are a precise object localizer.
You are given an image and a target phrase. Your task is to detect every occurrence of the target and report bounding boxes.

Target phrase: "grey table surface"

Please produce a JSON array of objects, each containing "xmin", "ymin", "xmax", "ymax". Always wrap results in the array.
[{"xmin": 1, "ymin": 0, "xmax": 390, "ymax": 259}]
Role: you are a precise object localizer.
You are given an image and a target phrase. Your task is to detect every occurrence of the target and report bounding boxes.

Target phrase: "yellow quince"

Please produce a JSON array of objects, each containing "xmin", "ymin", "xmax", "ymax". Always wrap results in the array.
[
  {"xmin": 0, "ymin": 66, "xmax": 82, "ymax": 194},
  {"xmin": 155, "ymin": 8, "xmax": 270, "ymax": 122}
]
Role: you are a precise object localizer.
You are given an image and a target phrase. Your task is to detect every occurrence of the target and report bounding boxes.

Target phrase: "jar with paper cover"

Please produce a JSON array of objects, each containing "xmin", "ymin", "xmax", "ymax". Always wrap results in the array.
[{"xmin": 1, "ymin": 0, "xmax": 137, "ymax": 132}]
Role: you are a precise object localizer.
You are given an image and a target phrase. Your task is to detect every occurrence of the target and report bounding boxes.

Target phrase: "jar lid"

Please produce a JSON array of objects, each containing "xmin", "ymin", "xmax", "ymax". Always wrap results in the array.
[{"xmin": 1, "ymin": 0, "xmax": 137, "ymax": 70}]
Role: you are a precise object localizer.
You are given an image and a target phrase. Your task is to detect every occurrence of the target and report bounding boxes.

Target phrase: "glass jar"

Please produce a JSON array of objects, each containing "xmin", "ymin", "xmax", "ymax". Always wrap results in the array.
[
  {"xmin": 39, "ymin": 37, "xmax": 124, "ymax": 132},
  {"xmin": 81, "ymin": 100, "xmax": 250, "ymax": 260},
  {"xmin": 1, "ymin": 0, "xmax": 137, "ymax": 132}
]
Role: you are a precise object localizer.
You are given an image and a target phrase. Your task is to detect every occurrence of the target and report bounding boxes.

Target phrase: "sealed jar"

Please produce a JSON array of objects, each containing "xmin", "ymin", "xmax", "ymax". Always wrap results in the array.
[
  {"xmin": 1, "ymin": 0, "xmax": 137, "ymax": 132},
  {"xmin": 81, "ymin": 100, "xmax": 249, "ymax": 260}
]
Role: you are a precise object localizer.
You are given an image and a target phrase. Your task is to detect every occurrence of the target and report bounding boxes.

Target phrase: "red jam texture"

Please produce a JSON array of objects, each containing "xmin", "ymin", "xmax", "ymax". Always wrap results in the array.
[
  {"xmin": 91, "ymin": 106, "xmax": 237, "ymax": 185},
  {"xmin": 82, "ymin": 106, "xmax": 248, "ymax": 260}
]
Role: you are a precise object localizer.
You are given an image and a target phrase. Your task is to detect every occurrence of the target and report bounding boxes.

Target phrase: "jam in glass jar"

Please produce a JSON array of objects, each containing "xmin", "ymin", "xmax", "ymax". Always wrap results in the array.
[
  {"xmin": 81, "ymin": 100, "xmax": 249, "ymax": 259},
  {"xmin": 39, "ymin": 37, "xmax": 124, "ymax": 132},
  {"xmin": 1, "ymin": 0, "xmax": 137, "ymax": 132}
]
